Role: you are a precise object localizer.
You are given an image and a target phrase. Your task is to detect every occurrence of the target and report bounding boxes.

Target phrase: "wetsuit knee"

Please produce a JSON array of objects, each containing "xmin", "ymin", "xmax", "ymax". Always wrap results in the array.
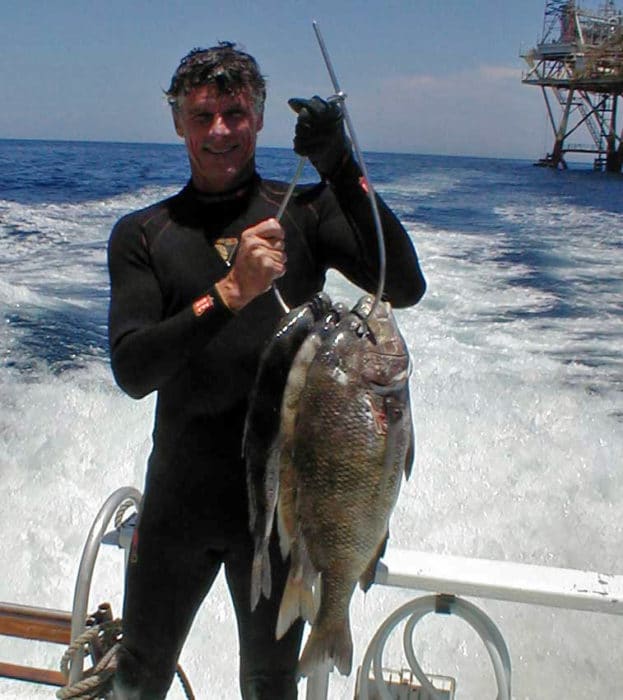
[{"xmin": 241, "ymin": 671, "xmax": 299, "ymax": 700}]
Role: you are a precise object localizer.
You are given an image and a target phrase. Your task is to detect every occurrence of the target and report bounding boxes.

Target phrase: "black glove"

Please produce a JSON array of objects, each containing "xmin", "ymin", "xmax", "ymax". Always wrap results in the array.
[{"xmin": 288, "ymin": 96, "xmax": 351, "ymax": 178}]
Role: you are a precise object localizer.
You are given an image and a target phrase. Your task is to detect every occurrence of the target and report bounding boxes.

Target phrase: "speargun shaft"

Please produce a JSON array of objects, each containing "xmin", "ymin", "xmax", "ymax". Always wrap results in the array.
[
  {"xmin": 272, "ymin": 157, "xmax": 306, "ymax": 312},
  {"xmin": 312, "ymin": 21, "xmax": 387, "ymax": 320}
]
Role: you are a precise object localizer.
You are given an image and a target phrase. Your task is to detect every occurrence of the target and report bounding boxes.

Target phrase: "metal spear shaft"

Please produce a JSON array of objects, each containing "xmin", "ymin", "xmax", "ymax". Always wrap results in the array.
[
  {"xmin": 312, "ymin": 20, "xmax": 387, "ymax": 318},
  {"xmin": 272, "ymin": 156, "xmax": 306, "ymax": 313}
]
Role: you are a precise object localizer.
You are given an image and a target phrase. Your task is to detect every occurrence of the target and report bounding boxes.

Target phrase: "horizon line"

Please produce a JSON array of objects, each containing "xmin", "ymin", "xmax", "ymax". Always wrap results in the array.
[{"xmin": 0, "ymin": 137, "xmax": 537, "ymax": 163}]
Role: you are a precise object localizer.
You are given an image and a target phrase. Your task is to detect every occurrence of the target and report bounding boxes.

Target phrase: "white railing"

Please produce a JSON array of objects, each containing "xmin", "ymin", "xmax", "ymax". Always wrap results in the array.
[
  {"xmin": 376, "ymin": 548, "xmax": 623, "ymax": 616},
  {"xmin": 87, "ymin": 492, "xmax": 623, "ymax": 699},
  {"xmin": 306, "ymin": 548, "xmax": 623, "ymax": 699}
]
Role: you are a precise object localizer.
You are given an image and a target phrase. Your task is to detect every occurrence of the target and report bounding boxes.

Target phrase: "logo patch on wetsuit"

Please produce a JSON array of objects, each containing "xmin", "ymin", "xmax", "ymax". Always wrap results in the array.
[
  {"xmin": 193, "ymin": 293, "xmax": 215, "ymax": 317},
  {"xmin": 214, "ymin": 237, "xmax": 239, "ymax": 266}
]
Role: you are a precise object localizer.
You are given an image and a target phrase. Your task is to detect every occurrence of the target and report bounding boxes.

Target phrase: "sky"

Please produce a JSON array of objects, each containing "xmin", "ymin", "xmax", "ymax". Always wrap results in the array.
[{"xmin": 1, "ymin": 0, "xmax": 565, "ymax": 159}]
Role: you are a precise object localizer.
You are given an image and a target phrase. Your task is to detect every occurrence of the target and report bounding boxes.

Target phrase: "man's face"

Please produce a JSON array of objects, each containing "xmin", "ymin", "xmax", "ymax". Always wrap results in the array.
[{"xmin": 173, "ymin": 84, "xmax": 264, "ymax": 193}]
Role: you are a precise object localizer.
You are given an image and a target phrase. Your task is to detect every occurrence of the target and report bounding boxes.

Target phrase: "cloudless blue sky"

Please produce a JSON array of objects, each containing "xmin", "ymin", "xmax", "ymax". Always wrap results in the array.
[{"xmin": 1, "ymin": 1, "xmax": 565, "ymax": 158}]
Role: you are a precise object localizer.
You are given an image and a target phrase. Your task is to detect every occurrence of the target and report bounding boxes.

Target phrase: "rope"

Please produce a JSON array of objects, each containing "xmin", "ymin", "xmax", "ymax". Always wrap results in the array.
[
  {"xmin": 57, "ymin": 501, "xmax": 195, "ymax": 700},
  {"xmin": 56, "ymin": 644, "xmax": 119, "ymax": 699},
  {"xmin": 57, "ymin": 620, "xmax": 121, "ymax": 699},
  {"xmin": 175, "ymin": 663, "xmax": 196, "ymax": 700},
  {"xmin": 57, "ymin": 616, "xmax": 196, "ymax": 700},
  {"xmin": 114, "ymin": 499, "xmax": 137, "ymax": 529}
]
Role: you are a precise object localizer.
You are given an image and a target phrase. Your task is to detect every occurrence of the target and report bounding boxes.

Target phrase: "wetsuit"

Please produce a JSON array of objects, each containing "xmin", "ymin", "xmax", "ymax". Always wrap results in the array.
[{"xmin": 107, "ymin": 155, "xmax": 426, "ymax": 699}]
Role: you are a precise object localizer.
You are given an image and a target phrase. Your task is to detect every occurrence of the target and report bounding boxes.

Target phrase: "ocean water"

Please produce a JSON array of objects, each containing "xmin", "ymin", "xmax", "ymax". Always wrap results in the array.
[{"xmin": 0, "ymin": 139, "xmax": 622, "ymax": 699}]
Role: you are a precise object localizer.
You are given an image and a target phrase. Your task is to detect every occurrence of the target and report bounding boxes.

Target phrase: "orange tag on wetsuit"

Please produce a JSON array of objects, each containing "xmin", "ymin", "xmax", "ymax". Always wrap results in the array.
[{"xmin": 193, "ymin": 293, "xmax": 215, "ymax": 317}]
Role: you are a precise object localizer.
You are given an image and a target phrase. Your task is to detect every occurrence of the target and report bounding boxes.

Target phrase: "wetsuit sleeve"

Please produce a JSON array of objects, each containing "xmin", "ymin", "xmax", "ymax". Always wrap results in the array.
[
  {"xmin": 315, "ymin": 155, "xmax": 426, "ymax": 308},
  {"xmin": 107, "ymin": 215, "xmax": 233, "ymax": 399}
]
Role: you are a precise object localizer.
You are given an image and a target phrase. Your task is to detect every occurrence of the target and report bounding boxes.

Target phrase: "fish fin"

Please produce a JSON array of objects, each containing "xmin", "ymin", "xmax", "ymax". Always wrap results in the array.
[
  {"xmin": 276, "ymin": 502, "xmax": 292, "ymax": 560},
  {"xmin": 298, "ymin": 540, "xmax": 321, "ymax": 619},
  {"xmin": 275, "ymin": 567, "xmax": 316, "ymax": 639},
  {"xmin": 276, "ymin": 535, "xmax": 318, "ymax": 638},
  {"xmin": 297, "ymin": 618, "xmax": 353, "ymax": 678},
  {"xmin": 276, "ymin": 473, "xmax": 297, "ymax": 560},
  {"xmin": 246, "ymin": 439, "xmax": 277, "ymax": 539},
  {"xmin": 250, "ymin": 538, "xmax": 272, "ymax": 611},
  {"xmin": 359, "ymin": 533, "xmax": 389, "ymax": 592},
  {"xmin": 275, "ymin": 570, "xmax": 298, "ymax": 639},
  {"xmin": 403, "ymin": 391, "xmax": 415, "ymax": 480},
  {"xmin": 304, "ymin": 582, "xmax": 319, "ymax": 624},
  {"xmin": 380, "ymin": 388, "xmax": 415, "ymax": 481},
  {"xmin": 404, "ymin": 428, "xmax": 415, "ymax": 481}
]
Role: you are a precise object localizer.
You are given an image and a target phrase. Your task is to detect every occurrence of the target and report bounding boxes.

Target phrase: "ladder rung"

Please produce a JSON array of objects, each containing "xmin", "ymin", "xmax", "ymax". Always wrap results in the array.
[
  {"xmin": 0, "ymin": 602, "xmax": 72, "ymax": 645},
  {"xmin": 0, "ymin": 661, "xmax": 66, "ymax": 687}
]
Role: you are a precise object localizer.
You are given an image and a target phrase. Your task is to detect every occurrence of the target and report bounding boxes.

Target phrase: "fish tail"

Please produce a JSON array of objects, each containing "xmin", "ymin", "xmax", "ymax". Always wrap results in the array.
[
  {"xmin": 250, "ymin": 538, "xmax": 272, "ymax": 611},
  {"xmin": 297, "ymin": 617, "xmax": 353, "ymax": 678},
  {"xmin": 275, "ymin": 568, "xmax": 316, "ymax": 639}
]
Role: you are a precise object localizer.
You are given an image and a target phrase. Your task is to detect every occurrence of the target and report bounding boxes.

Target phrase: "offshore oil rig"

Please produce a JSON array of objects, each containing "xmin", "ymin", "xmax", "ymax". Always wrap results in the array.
[{"xmin": 522, "ymin": 0, "xmax": 623, "ymax": 170}]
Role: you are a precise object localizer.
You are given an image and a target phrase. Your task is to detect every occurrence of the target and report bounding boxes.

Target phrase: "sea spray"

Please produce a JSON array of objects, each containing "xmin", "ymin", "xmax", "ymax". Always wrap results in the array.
[{"xmin": 1, "ymin": 142, "xmax": 622, "ymax": 698}]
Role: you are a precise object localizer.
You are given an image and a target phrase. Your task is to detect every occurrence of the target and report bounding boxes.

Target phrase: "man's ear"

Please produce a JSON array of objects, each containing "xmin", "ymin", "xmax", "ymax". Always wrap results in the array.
[
  {"xmin": 256, "ymin": 108, "xmax": 264, "ymax": 132},
  {"xmin": 173, "ymin": 111, "xmax": 184, "ymax": 138}
]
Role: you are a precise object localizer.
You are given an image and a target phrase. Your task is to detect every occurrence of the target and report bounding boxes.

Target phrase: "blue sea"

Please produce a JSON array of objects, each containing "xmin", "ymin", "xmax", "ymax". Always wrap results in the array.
[{"xmin": 0, "ymin": 139, "xmax": 621, "ymax": 699}]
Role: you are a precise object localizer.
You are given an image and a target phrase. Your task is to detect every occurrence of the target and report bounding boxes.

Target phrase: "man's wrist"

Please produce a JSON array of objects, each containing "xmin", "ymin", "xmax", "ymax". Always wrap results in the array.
[
  {"xmin": 325, "ymin": 151, "xmax": 362, "ymax": 187},
  {"xmin": 215, "ymin": 274, "xmax": 245, "ymax": 313}
]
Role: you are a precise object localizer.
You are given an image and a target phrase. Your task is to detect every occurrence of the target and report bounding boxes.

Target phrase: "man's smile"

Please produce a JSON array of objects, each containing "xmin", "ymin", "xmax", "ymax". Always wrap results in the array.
[{"xmin": 203, "ymin": 144, "xmax": 239, "ymax": 155}]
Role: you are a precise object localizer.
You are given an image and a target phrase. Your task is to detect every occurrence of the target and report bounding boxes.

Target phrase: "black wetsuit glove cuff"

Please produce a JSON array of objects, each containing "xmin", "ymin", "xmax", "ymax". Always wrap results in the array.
[{"xmin": 326, "ymin": 152, "xmax": 365, "ymax": 191}]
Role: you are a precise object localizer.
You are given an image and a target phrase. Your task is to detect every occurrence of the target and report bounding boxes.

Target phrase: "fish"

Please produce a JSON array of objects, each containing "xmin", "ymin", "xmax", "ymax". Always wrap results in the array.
[
  {"xmin": 274, "ymin": 302, "xmax": 348, "ymax": 637},
  {"xmin": 276, "ymin": 294, "xmax": 414, "ymax": 678},
  {"xmin": 243, "ymin": 292, "xmax": 333, "ymax": 611}
]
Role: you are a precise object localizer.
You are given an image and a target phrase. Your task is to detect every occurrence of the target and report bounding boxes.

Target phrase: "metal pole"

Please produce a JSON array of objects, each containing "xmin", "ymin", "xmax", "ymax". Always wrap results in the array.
[
  {"xmin": 305, "ymin": 660, "xmax": 331, "ymax": 700},
  {"xmin": 272, "ymin": 156, "xmax": 307, "ymax": 313},
  {"xmin": 312, "ymin": 21, "xmax": 386, "ymax": 319},
  {"xmin": 68, "ymin": 487, "xmax": 142, "ymax": 685}
]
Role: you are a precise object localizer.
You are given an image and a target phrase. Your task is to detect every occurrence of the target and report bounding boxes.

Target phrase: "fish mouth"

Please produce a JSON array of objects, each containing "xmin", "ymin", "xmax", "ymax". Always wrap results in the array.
[
  {"xmin": 367, "ymin": 367, "xmax": 410, "ymax": 394},
  {"xmin": 363, "ymin": 350, "xmax": 412, "ymax": 394},
  {"xmin": 369, "ymin": 381, "xmax": 408, "ymax": 396}
]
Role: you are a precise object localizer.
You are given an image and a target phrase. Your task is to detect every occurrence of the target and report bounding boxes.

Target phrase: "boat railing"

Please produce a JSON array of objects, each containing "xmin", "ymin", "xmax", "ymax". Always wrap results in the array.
[
  {"xmin": 0, "ymin": 602, "xmax": 72, "ymax": 687},
  {"xmin": 309, "ymin": 548, "xmax": 623, "ymax": 699},
  {"xmin": 2, "ymin": 488, "xmax": 623, "ymax": 698}
]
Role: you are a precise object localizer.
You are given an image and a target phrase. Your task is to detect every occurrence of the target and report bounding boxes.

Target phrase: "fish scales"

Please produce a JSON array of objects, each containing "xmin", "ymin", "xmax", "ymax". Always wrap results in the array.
[
  {"xmin": 295, "ymin": 337, "xmax": 403, "ymax": 570},
  {"xmin": 274, "ymin": 305, "xmax": 348, "ymax": 638}
]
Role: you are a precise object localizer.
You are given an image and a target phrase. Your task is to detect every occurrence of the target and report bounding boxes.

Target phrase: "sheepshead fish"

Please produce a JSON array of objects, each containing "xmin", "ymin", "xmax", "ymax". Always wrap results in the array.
[
  {"xmin": 273, "ymin": 302, "xmax": 348, "ymax": 636},
  {"xmin": 277, "ymin": 295, "xmax": 414, "ymax": 678},
  {"xmin": 243, "ymin": 292, "xmax": 333, "ymax": 611}
]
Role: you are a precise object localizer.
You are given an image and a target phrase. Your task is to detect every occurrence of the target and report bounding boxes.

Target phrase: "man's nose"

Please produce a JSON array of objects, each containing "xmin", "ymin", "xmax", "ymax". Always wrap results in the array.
[{"xmin": 210, "ymin": 114, "xmax": 230, "ymax": 136}]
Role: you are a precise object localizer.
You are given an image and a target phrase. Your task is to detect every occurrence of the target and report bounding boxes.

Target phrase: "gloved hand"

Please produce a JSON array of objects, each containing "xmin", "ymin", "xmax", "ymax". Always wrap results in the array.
[{"xmin": 288, "ymin": 96, "xmax": 352, "ymax": 178}]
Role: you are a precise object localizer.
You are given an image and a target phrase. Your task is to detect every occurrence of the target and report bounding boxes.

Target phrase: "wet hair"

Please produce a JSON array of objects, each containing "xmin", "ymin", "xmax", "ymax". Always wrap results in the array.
[{"xmin": 165, "ymin": 42, "xmax": 266, "ymax": 113}]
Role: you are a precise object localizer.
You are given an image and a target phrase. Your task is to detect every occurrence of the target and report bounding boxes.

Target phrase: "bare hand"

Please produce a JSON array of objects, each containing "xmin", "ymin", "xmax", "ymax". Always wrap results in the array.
[{"xmin": 215, "ymin": 218, "xmax": 286, "ymax": 311}]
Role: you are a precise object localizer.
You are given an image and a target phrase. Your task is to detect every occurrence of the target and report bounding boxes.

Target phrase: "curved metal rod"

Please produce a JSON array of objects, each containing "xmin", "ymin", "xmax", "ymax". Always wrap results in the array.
[
  {"xmin": 272, "ymin": 156, "xmax": 307, "ymax": 313},
  {"xmin": 358, "ymin": 594, "xmax": 512, "ymax": 700},
  {"xmin": 68, "ymin": 487, "xmax": 142, "ymax": 685},
  {"xmin": 402, "ymin": 596, "xmax": 511, "ymax": 700},
  {"xmin": 312, "ymin": 21, "xmax": 386, "ymax": 321}
]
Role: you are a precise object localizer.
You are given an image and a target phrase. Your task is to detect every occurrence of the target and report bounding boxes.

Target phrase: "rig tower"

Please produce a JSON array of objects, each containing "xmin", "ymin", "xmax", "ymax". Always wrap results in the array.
[{"xmin": 522, "ymin": 0, "xmax": 623, "ymax": 170}]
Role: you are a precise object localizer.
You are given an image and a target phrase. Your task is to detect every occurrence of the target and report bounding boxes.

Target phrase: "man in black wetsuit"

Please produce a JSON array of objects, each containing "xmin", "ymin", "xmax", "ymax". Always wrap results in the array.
[{"xmin": 108, "ymin": 43, "xmax": 426, "ymax": 699}]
